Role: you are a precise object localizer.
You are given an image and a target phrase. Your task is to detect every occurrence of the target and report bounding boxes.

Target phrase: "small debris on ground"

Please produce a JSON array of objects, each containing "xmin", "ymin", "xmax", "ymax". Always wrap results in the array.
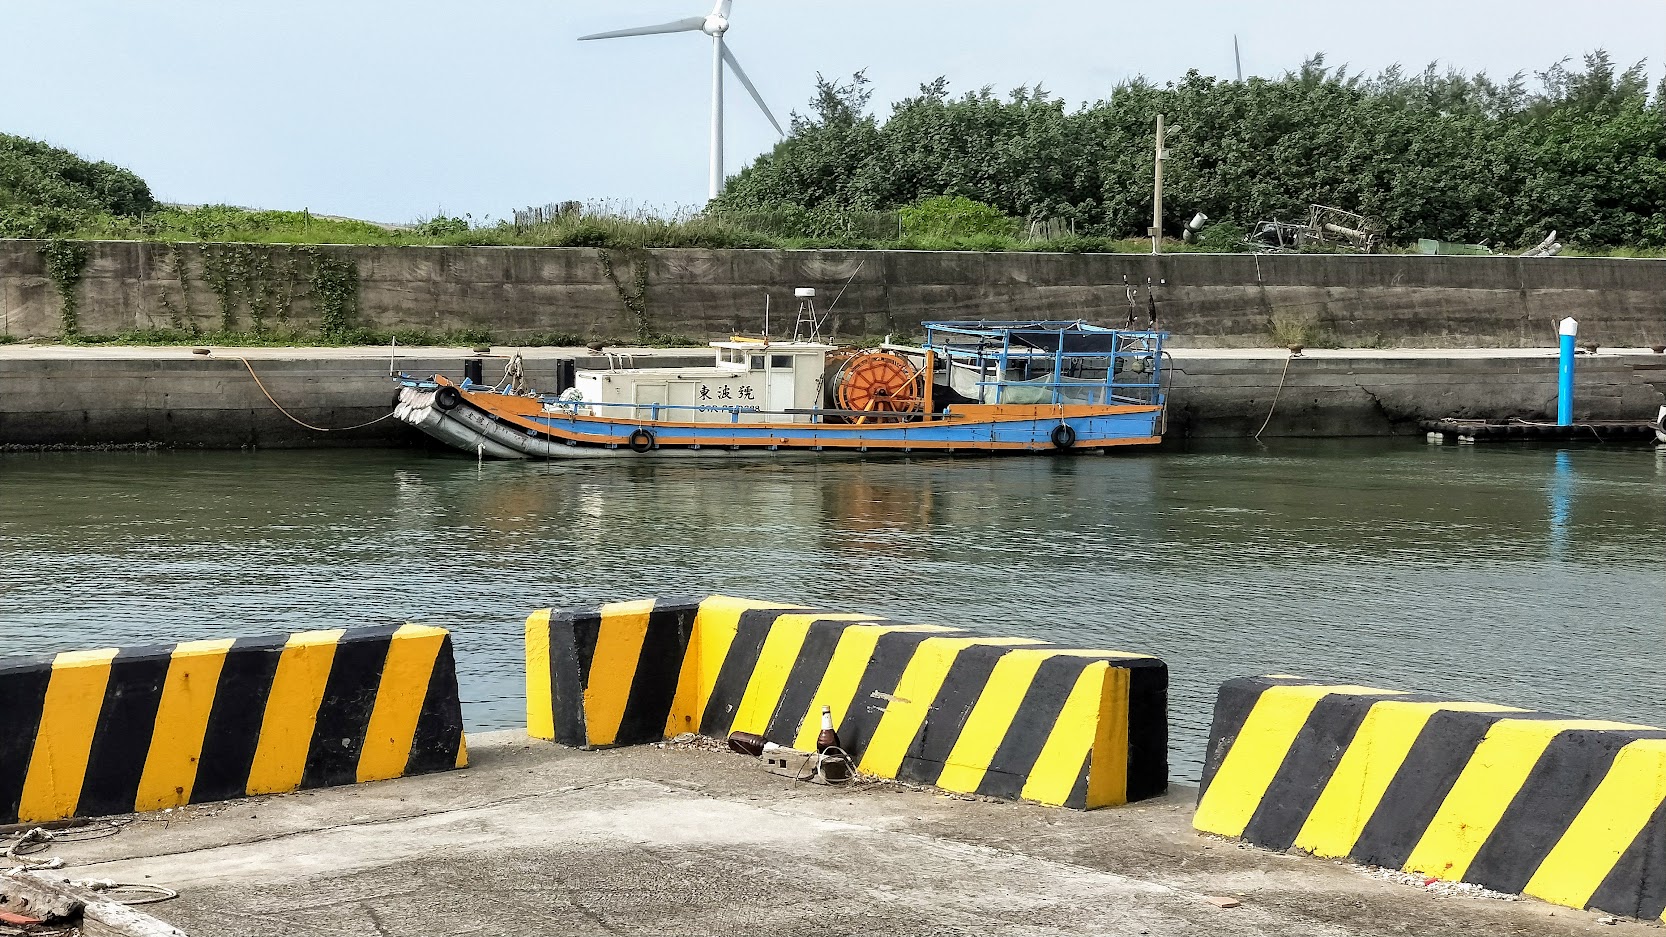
[
  {"xmin": 654, "ymin": 733, "xmax": 725, "ymax": 752},
  {"xmin": 1205, "ymin": 896, "xmax": 1242, "ymax": 909},
  {"xmin": 1596, "ymin": 916, "xmax": 1619, "ymax": 925},
  {"xmin": 652, "ymin": 734, "xmax": 1015, "ymax": 801},
  {"xmin": 1364, "ymin": 867, "xmax": 1520, "ymax": 901}
]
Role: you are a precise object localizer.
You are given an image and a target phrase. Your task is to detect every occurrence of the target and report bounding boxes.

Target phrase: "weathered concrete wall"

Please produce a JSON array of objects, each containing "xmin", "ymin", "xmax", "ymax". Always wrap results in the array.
[
  {"xmin": 1168, "ymin": 353, "xmax": 1666, "ymax": 437},
  {"xmin": 3, "ymin": 240, "xmax": 1664, "ymax": 348},
  {"xmin": 2, "ymin": 349, "xmax": 1659, "ymax": 448}
]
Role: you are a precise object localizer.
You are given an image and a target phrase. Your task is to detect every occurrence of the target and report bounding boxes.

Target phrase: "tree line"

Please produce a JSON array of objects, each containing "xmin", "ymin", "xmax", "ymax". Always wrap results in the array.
[{"xmin": 713, "ymin": 52, "xmax": 1666, "ymax": 250}]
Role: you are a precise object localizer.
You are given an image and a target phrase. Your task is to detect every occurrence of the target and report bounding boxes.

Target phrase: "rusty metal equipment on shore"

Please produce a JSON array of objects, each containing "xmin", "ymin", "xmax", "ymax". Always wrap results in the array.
[{"xmin": 1245, "ymin": 204, "xmax": 1381, "ymax": 253}]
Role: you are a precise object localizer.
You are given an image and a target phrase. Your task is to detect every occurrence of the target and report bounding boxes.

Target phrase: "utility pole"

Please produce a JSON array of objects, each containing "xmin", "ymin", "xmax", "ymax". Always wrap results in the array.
[{"xmin": 1151, "ymin": 114, "xmax": 1166, "ymax": 255}]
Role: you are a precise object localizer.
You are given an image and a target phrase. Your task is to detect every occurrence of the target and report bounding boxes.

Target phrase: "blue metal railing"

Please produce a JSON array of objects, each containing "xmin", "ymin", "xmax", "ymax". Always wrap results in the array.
[{"xmin": 923, "ymin": 320, "xmax": 1168, "ymax": 408}]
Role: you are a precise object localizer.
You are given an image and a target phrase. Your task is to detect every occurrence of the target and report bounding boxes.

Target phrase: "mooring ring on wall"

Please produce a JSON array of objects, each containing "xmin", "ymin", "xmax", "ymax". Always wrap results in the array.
[
  {"xmin": 1050, "ymin": 423, "xmax": 1077, "ymax": 450},
  {"xmin": 434, "ymin": 386, "xmax": 464, "ymax": 411},
  {"xmin": 628, "ymin": 428, "xmax": 656, "ymax": 453}
]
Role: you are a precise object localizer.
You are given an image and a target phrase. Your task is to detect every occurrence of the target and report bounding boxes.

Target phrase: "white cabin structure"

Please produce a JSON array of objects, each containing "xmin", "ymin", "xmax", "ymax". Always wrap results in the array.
[{"xmin": 560, "ymin": 341, "xmax": 836, "ymax": 423}]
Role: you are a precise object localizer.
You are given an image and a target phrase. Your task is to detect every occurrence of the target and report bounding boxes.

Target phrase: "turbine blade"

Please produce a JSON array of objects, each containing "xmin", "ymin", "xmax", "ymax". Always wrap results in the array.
[
  {"xmin": 578, "ymin": 17, "xmax": 706, "ymax": 41},
  {"xmin": 721, "ymin": 42, "xmax": 784, "ymax": 137}
]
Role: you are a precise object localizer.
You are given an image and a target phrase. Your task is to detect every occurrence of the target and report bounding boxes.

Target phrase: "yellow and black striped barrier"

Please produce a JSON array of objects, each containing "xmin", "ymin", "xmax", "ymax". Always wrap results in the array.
[
  {"xmin": 0, "ymin": 624, "xmax": 467, "ymax": 826},
  {"xmin": 525, "ymin": 595, "xmax": 1167, "ymax": 808},
  {"xmin": 1195, "ymin": 676, "xmax": 1666, "ymax": 921}
]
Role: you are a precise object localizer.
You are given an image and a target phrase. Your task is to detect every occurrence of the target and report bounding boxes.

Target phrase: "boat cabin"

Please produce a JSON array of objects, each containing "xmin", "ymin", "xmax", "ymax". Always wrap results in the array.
[{"xmin": 562, "ymin": 340, "xmax": 835, "ymax": 423}]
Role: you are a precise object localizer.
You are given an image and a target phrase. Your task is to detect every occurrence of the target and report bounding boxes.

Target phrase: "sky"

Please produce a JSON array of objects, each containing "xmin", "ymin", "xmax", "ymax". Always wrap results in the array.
[{"xmin": 4, "ymin": 1, "xmax": 1663, "ymax": 223}]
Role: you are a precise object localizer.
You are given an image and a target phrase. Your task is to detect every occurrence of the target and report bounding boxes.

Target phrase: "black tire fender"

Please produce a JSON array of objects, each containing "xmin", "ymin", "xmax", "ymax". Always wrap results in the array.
[
  {"xmin": 1050, "ymin": 423, "xmax": 1077, "ymax": 450},
  {"xmin": 433, "ymin": 385, "xmax": 464, "ymax": 411},
  {"xmin": 627, "ymin": 428, "xmax": 656, "ymax": 453}
]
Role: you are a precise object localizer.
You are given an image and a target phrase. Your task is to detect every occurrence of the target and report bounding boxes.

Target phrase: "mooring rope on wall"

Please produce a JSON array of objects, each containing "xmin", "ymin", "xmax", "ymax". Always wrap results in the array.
[
  {"xmin": 238, "ymin": 357, "xmax": 396, "ymax": 433},
  {"xmin": 1253, "ymin": 352, "xmax": 1297, "ymax": 440}
]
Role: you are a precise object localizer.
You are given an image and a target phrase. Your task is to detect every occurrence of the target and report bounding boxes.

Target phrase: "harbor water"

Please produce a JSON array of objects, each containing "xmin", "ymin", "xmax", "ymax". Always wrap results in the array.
[{"xmin": 2, "ymin": 442, "xmax": 1662, "ymax": 780}]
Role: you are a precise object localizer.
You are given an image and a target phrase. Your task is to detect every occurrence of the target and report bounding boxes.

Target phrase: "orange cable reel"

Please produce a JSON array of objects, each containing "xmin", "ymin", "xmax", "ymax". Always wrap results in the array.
[{"xmin": 834, "ymin": 351, "xmax": 926, "ymax": 424}]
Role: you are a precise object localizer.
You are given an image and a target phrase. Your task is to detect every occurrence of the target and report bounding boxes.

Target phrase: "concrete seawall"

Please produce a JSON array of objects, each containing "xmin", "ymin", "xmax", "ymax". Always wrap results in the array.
[
  {"xmin": 3, "ymin": 240, "xmax": 1665, "ymax": 348},
  {"xmin": 2, "ymin": 345, "xmax": 1660, "ymax": 448}
]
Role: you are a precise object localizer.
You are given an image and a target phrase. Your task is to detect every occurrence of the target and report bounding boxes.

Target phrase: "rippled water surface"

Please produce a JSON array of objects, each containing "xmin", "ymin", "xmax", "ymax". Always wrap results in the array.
[{"xmin": 3, "ymin": 442, "xmax": 1663, "ymax": 780}]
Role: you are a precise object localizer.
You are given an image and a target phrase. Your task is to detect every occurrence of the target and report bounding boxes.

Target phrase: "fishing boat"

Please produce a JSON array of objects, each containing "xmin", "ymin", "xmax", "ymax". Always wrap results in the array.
[{"xmin": 393, "ymin": 319, "xmax": 1169, "ymax": 459}]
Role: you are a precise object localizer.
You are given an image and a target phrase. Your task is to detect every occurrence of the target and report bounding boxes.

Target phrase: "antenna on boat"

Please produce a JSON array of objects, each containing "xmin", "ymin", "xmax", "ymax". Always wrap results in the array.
[{"xmin": 792, "ymin": 288, "xmax": 824, "ymax": 341}]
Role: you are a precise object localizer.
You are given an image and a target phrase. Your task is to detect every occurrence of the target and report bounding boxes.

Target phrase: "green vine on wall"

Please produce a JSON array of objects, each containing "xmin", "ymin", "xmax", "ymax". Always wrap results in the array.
[
  {"xmin": 201, "ymin": 244, "xmax": 245, "ymax": 332},
  {"xmin": 192, "ymin": 244, "xmax": 347, "ymax": 338},
  {"xmin": 156, "ymin": 243, "xmax": 200, "ymax": 333},
  {"xmin": 300, "ymin": 247, "xmax": 359, "ymax": 340},
  {"xmin": 202, "ymin": 244, "xmax": 297, "ymax": 334},
  {"xmin": 597, "ymin": 249, "xmax": 651, "ymax": 343},
  {"xmin": 40, "ymin": 239, "xmax": 89, "ymax": 338}
]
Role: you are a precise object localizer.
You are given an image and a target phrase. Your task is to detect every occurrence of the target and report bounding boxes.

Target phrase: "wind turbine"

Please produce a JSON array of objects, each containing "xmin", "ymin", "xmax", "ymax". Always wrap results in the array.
[{"xmin": 580, "ymin": 1, "xmax": 784, "ymax": 200}]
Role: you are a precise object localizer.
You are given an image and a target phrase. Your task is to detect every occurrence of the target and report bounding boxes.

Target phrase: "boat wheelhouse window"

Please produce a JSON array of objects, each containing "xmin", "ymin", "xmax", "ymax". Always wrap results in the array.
[
  {"xmin": 770, "ymin": 355, "xmax": 793, "ymax": 369},
  {"xmin": 750, "ymin": 355, "xmax": 765, "ymax": 370}
]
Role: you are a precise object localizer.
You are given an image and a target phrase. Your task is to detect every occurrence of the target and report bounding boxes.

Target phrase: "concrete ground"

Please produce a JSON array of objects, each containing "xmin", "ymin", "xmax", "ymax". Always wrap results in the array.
[
  {"xmin": 25, "ymin": 732, "xmax": 1647, "ymax": 937},
  {"xmin": 0, "ymin": 344, "xmax": 591, "ymax": 360},
  {"xmin": 2, "ymin": 342, "xmax": 1664, "ymax": 360}
]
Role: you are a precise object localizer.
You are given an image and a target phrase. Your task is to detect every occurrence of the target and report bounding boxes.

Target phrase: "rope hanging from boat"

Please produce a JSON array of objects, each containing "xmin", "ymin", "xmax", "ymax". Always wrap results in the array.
[{"xmin": 239, "ymin": 357, "xmax": 397, "ymax": 433}]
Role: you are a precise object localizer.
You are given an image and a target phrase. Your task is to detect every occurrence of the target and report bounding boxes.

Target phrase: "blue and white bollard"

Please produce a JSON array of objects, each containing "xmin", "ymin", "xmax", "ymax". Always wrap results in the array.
[{"xmin": 1557, "ymin": 317, "xmax": 1579, "ymax": 426}]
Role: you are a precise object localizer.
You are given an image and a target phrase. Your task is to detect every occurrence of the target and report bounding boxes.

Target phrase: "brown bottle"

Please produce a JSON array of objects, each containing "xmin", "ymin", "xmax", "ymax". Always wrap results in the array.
[
  {"xmin": 727, "ymin": 731, "xmax": 768, "ymax": 757},
  {"xmin": 815, "ymin": 705, "xmax": 841, "ymax": 753}
]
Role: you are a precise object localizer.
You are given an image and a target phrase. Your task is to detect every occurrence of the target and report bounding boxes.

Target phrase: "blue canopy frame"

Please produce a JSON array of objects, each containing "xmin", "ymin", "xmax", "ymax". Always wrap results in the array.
[{"xmin": 921, "ymin": 320, "xmax": 1167, "ymax": 407}]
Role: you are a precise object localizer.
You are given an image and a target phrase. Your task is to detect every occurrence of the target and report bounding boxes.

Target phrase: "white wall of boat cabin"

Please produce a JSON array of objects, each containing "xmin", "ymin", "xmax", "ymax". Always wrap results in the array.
[{"xmin": 572, "ymin": 347, "xmax": 827, "ymax": 423}]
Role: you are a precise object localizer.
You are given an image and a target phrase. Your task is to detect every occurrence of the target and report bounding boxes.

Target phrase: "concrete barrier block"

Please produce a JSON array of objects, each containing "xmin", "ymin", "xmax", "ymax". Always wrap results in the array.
[
  {"xmin": 0, "ymin": 625, "xmax": 466, "ymax": 825},
  {"xmin": 526, "ymin": 595, "xmax": 1167, "ymax": 808},
  {"xmin": 1195, "ymin": 676, "xmax": 1666, "ymax": 921}
]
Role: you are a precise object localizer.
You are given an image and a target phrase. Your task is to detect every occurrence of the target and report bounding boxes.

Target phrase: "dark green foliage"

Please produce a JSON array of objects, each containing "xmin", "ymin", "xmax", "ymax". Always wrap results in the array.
[
  {"xmin": 1196, "ymin": 222, "xmax": 1250, "ymax": 253},
  {"xmin": 715, "ymin": 52, "xmax": 1666, "ymax": 250},
  {"xmin": 0, "ymin": 134, "xmax": 156, "ymax": 238}
]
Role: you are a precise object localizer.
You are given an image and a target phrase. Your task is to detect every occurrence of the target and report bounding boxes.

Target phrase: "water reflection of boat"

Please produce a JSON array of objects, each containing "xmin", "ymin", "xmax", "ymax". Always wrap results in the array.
[{"xmin": 394, "ymin": 321, "xmax": 1168, "ymax": 459}]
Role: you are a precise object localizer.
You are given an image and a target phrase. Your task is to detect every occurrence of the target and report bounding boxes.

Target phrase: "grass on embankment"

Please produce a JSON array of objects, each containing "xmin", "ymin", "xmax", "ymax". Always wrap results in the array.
[
  {"xmin": 69, "ymin": 205, "xmax": 1268, "ymax": 255},
  {"xmin": 75, "ymin": 205, "xmax": 1666, "ymax": 257},
  {"xmin": 7, "ymin": 327, "xmax": 715, "ymax": 349}
]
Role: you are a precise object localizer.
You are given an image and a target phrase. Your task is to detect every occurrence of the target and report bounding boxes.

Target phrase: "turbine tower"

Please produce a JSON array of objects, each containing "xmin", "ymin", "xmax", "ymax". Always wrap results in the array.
[{"xmin": 580, "ymin": 1, "xmax": 784, "ymax": 200}]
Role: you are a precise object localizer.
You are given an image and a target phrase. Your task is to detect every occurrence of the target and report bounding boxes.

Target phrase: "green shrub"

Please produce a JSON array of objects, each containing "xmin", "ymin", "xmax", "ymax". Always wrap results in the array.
[
  {"xmin": 410, "ymin": 215, "xmax": 470, "ymax": 238},
  {"xmin": 1196, "ymin": 222, "xmax": 1250, "ymax": 253},
  {"xmin": 899, "ymin": 196, "xmax": 1019, "ymax": 239},
  {"xmin": 0, "ymin": 133, "xmax": 156, "ymax": 237}
]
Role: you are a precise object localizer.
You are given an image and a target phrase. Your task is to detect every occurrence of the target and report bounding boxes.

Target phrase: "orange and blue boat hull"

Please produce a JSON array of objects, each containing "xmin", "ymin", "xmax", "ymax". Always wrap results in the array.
[{"xmin": 394, "ymin": 378, "xmax": 1163, "ymax": 458}]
